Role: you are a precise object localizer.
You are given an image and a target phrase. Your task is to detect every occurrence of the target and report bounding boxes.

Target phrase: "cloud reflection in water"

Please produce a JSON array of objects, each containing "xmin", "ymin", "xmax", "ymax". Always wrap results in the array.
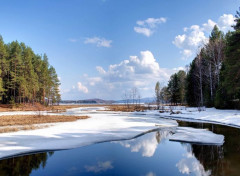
[
  {"xmin": 176, "ymin": 144, "xmax": 211, "ymax": 176},
  {"xmin": 85, "ymin": 161, "xmax": 113, "ymax": 173},
  {"xmin": 116, "ymin": 130, "xmax": 171, "ymax": 157}
]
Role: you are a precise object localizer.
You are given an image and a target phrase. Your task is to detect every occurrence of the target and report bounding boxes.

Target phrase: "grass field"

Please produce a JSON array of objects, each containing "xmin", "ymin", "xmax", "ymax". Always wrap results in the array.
[{"xmin": 0, "ymin": 114, "xmax": 89, "ymax": 133}]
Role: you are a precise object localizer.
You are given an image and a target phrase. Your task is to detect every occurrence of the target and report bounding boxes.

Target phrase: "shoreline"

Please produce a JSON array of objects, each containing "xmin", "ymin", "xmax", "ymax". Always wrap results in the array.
[
  {"xmin": 131, "ymin": 107, "xmax": 240, "ymax": 129},
  {"xmin": 0, "ymin": 106, "xmax": 237, "ymax": 160},
  {"xmin": 0, "ymin": 114, "xmax": 89, "ymax": 133},
  {"xmin": 0, "ymin": 107, "xmax": 177, "ymax": 159}
]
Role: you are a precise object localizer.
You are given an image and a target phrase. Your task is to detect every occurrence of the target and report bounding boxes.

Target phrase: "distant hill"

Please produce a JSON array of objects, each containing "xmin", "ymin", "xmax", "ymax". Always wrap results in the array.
[
  {"xmin": 61, "ymin": 97, "xmax": 155, "ymax": 104},
  {"xmin": 115, "ymin": 97, "xmax": 155, "ymax": 104},
  {"xmin": 60, "ymin": 98, "xmax": 115, "ymax": 104}
]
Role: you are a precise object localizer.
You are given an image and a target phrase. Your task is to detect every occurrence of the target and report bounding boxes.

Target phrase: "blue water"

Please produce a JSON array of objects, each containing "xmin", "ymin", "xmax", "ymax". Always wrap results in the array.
[
  {"xmin": 0, "ymin": 122, "xmax": 239, "ymax": 176},
  {"xmin": 32, "ymin": 133, "xmax": 186, "ymax": 176}
]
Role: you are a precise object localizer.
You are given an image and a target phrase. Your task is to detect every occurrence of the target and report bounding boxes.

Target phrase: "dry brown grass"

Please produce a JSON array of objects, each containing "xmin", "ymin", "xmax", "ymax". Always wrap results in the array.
[
  {"xmin": 0, "ymin": 103, "xmax": 109, "ymax": 112},
  {"xmin": 53, "ymin": 104, "xmax": 147, "ymax": 112},
  {"xmin": 105, "ymin": 105, "xmax": 147, "ymax": 112},
  {"xmin": 0, "ymin": 125, "xmax": 50, "ymax": 133},
  {"xmin": 0, "ymin": 114, "xmax": 89, "ymax": 133},
  {"xmin": 51, "ymin": 104, "xmax": 110, "ymax": 111},
  {"xmin": 0, "ymin": 115, "xmax": 89, "ymax": 126},
  {"xmin": 0, "ymin": 103, "xmax": 51, "ymax": 112},
  {"xmin": 0, "ymin": 103, "xmax": 148, "ymax": 113}
]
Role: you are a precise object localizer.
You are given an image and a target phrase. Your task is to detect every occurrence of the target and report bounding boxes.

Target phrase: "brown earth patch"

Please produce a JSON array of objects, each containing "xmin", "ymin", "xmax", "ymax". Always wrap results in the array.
[
  {"xmin": 0, "ymin": 115, "xmax": 89, "ymax": 126},
  {"xmin": 105, "ymin": 105, "xmax": 147, "ymax": 112}
]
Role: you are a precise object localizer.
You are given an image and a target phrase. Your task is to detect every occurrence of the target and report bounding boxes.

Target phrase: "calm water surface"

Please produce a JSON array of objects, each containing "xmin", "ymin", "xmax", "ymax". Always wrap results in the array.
[{"xmin": 1, "ymin": 121, "xmax": 240, "ymax": 176}]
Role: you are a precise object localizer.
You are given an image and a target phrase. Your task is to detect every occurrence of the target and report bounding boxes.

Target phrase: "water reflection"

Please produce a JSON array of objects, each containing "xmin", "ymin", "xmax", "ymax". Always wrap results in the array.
[
  {"xmin": 179, "ymin": 121, "xmax": 240, "ymax": 176},
  {"xmin": 176, "ymin": 144, "xmax": 211, "ymax": 176},
  {"xmin": 85, "ymin": 161, "xmax": 114, "ymax": 173},
  {"xmin": 190, "ymin": 144, "xmax": 224, "ymax": 176},
  {"xmin": 0, "ymin": 152, "xmax": 53, "ymax": 176},
  {"xmin": 116, "ymin": 129, "xmax": 224, "ymax": 175},
  {"xmin": 0, "ymin": 122, "xmax": 239, "ymax": 176},
  {"xmin": 145, "ymin": 171, "xmax": 156, "ymax": 176},
  {"xmin": 116, "ymin": 129, "xmax": 171, "ymax": 157},
  {"xmin": 115, "ymin": 127, "xmax": 227, "ymax": 176}
]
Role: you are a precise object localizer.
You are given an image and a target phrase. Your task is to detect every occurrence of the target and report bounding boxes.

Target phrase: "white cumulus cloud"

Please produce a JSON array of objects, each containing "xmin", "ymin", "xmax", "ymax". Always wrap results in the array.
[
  {"xmin": 182, "ymin": 50, "xmax": 193, "ymax": 58},
  {"xmin": 88, "ymin": 77, "xmax": 102, "ymax": 86},
  {"xmin": 202, "ymin": 19, "xmax": 217, "ymax": 33},
  {"xmin": 218, "ymin": 14, "xmax": 236, "ymax": 32},
  {"xmin": 77, "ymin": 82, "xmax": 88, "ymax": 93},
  {"xmin": 173, "ymin": 14, "xmax": 236, "ymax": 60},
  {"xmin": 96, "ymin": 66, "xmax": 106, "ymax": 74},
  {"xmin": 137, "ymin": 17, "xmax": 166, "ymax": 28},
  {"xmin": 134, "ymin": 17, "xmax": 167, "ymax": 37},
  {"xmin": 173, "ymin": 25, "xmax": 208, "ymax": 59},
  {"xmin": 71, "ymin": 51, "xmax": 183, "ymax": 99},
  {"xmin": 61, "ymin": 51, "xmax": 185, "ymax": 100},
  {"xmin": 84, "ymin": 37, "xmax": 112, "ymax": 47},
  {"xmin": 134, "ymin": 27, "xmax": 153, "ymax": 37},
  {"xmin": 98, "ymin": 50, "xmax": 170, "ymax": 82}
]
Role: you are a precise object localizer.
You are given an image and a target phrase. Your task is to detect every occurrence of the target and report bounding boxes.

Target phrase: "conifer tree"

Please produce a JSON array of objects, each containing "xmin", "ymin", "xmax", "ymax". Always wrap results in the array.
[
  {"xmin": 216, "ymin": 7, "xmax": 240, "ymax": 108},
  {"xmin": 0, "ymin": 36, "xmax": 61, "ymax": 105},
  {"xmin": 0, "ymin": 36, "xmax": 6, "ymax": 100}
]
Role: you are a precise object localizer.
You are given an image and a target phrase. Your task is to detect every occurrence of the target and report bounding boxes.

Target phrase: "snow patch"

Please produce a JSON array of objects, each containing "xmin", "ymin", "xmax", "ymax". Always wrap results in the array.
[
  {"xmin": 0, "ymin": 107, "xmax": 227, "ymax": 159},
  {"xmin": 170, "ymin": 127, "xmax": 224, "ymax": 145},
  {"xmin": 0, "ymin": 108, "xmax": 177, "ymax": 159},
  {"xmin": 139, "ymin": 107, "xmax": 240, "ymax": 129}
]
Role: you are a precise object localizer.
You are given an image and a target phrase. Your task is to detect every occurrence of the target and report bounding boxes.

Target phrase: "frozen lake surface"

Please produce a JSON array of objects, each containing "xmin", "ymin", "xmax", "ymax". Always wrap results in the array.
[
  {"xmin": 0, "ymin": 107, "xmax": 224, "ymax": 159},
  {"xmin": 0, "ymin": 121, "xmax": 239, "ymax": 176}
]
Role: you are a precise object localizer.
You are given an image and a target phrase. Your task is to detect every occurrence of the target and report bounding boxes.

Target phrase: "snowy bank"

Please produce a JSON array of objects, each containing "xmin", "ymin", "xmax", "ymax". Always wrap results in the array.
[
  {"xmin": 0, "ymin": 108, "xmax": 177, "ymax": 159},
  {"xmin": 169, "ymin": 127, "xmax": 224, "ymax": 145},
  {"xmin": 135, "ymin": 107, "xmax": 240, "ymax": 128},
  {"xmin": 0, "ymin": 107, "xmax": 225, "ymax": 159}
]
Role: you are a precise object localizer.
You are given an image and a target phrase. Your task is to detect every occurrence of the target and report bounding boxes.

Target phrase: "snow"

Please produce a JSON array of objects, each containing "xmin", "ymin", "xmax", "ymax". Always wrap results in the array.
[
  {"xmin": 169, "ymin": 127, "xmax": 224, "ymax": 145},
  {"xmin": 0, "ymin": 107, "xmax": 227, "ymax": 159},
  {"xmin": 116, "ymin": 126, "xmax": 224, "ymax": 159},
  {"xmin": 136, "ymin": 107, "xmax": 240, "ymax": 128},
  {"xmin": 0, "ymin": 107, "xmax": 177, "ymax": 159}
]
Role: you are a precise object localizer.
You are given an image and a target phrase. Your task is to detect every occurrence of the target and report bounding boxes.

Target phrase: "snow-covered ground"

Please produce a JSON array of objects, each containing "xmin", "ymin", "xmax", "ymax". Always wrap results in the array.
[
  {"xmin": 0, "ymin": 107, "xmax": 176, "ymax": 159},
  {"xmin": 0, "ymin": 107, "xmax": 225, "ymax": 159},
  {"xmin": 169, "ymin": 127, "xmax": 224, "ymax": 145},
  {"xmin": 135, "ymin": 107, "xmax": 240, "ymax": 128}
]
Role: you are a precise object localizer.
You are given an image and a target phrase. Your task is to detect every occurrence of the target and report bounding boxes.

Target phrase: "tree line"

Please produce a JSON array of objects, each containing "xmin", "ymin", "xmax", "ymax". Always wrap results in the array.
[
  {"xmin": 155, "ymin": 7, "xmax": 240, "ymax": 109},
  {"xmin": 122, "ymin": 87, "xmax": 141, "ymax": 109},
  {"xmin": 0, "ymin": 36, "xmax": 61, "ymax": 105}
]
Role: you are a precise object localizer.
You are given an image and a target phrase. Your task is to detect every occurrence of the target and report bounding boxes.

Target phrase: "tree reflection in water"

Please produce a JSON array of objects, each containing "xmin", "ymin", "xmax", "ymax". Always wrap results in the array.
[
  {"xmin": 0, "ymin": 152, "xmax": 54, "ymax": 176},
  {"xmin": 191, "ymin": 144, "xmax": 224, "ymax": 176},
  {"xmin": 118, "ymin": 123, "xmax": 239, "ymax": 176},
  {"xmin": 0, "ymin": 122, "xmax": 238, "ymax": 176},
  {"xmin": 179, "ymin": 121, "xmax": 240, "ymax": 176}
]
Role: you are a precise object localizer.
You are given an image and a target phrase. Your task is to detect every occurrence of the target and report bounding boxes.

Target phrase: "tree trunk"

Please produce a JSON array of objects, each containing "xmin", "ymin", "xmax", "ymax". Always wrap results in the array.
[{"xmin": 209, "ymin": 62, "xmax": 213, "ymax": 101}]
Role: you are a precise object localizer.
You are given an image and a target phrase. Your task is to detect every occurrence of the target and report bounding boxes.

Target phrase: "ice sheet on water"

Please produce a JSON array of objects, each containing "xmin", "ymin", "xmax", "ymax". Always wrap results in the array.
[
  {"xmin": 143, "ymin": 107, "xmax": 240, "ymax": 128},
  {"xmin": 0, "ymin": 108, "xmax": 177, "ymax": 159},
  {"xmin": 169, "ymin": 127, "xmax": 224, "ymax": 145},
  {"xmin": 116, "ymin": 129, "xmax": 172, "ymax": 157}
]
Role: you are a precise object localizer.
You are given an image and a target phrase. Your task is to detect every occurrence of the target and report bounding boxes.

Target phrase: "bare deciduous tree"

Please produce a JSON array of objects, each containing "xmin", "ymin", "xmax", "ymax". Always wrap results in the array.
[
  {"xmin": 155, "ymin": 82, "xmax": 161, "ymax": 109},
  {"xmin": 195, "ymin": 50, "xmax": 204, "ymax": 107},
  {"xmin": 122, "ymin": 90, "xmax": 130, "ymax": 110},
  {"xmin": 122, "ymin": 87, "xmax": 141, "ymax": 110}
]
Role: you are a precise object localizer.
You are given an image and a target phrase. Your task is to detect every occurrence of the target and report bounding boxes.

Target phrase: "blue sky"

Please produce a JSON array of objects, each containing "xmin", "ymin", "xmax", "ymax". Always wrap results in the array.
[{"xmin": 0, "ymin": 0, "xmax": 239, "ymax": 100}]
